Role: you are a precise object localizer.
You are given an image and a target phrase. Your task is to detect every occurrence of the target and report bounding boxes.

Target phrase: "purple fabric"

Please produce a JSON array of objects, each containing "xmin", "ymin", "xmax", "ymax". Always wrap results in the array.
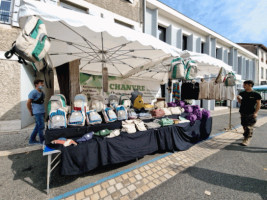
[
  {"xmin": 202, "ymin": 109, "xmax": 211, "ymax": 119},
  {"xmin": 193, "ymin": 109, "xmax": 202, "ymax": 120},
  {"xmin": 176, "ymin": 101, "xmax": 185, "ymax": 108},
  {"xmin": 192, "ymin": 105, "xmax": 200, "ymax": 112},
  {"xmin": 184, "ymin": 105, "xmax": 193, "ymax": 113},
  {"xmin": 186, "ymin": 113, "xmax": 197, "ymax": 125},
  {"xmin": 167, "ymin": 102, "xmax": 177, "ymax": 107}
]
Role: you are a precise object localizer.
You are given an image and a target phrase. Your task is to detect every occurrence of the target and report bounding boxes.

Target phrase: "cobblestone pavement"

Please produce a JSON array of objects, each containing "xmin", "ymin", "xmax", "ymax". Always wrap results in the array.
[{"xmin": 55, "ymin": 116, "xmax": 267, "ymax": 200}]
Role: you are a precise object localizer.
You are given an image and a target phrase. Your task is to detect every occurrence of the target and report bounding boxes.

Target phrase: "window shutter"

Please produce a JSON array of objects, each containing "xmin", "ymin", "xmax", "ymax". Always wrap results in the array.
[{"xmin": 11, "ymin": 0, "xmax": 21, "ymax": 27}]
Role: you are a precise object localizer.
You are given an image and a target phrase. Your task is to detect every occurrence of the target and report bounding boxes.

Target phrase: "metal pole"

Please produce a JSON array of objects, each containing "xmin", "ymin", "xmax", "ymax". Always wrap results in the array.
[
  {"xmin": 229, "ymin": 100, "xmax": 232, "ymax": 130},
  {"xmin": 47, "ymin": 154, "xmax": 51, "ymax": 194},
  {"xmin": 143, "ymin": 0, "xmax": 146, "ymax": 33},
  {"xmin": 101, "ymin": 32, "xmax": 105, "ymax": 96}
]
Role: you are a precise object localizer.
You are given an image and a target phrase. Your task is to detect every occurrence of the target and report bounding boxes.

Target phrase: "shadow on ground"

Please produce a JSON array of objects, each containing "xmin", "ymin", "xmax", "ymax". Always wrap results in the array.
[
  {"xmin": 7, "ymin": 149, "xmax": 141, "ymax": 195},
  {"xmin": 183, "ymin": 166, "xmax": 267, "ymax": 199}
]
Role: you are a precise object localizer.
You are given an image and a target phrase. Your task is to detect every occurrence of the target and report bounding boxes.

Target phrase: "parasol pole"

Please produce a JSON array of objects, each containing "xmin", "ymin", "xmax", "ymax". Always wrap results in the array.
[{"xmin": 101, "ymin": 32, "xmax": 108, "ymax": 96}]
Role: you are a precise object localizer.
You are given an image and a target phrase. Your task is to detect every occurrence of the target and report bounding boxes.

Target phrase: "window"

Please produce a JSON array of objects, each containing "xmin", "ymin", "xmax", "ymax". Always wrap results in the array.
[
  {"xmin": 0, "ymin": 0, "xmax": 12, "ymax": 24},
  {"xmin": 115, "ymin": 19, "xmax": 133, "ymax": 29},
  {"xmin": 201, "ymin": 42, "xmax": 204, "ymax": 53},
  {"xmin": 60, "ymin": 2, "xmax": 87, "ymax": 13},
  {"xmin": 261, "ymin": 67, "xmax": 264, "ymax": 79},
  {"xmin": 158, "ymin": 26, "xmax": 166, "ymax": 42},
  {"xmin": 182, "ymin": 35, "xmax": 188, "ymax": 50},
  {"xmin": 216, "ymin": 48, "xmax": 219, "ymax": 58}
]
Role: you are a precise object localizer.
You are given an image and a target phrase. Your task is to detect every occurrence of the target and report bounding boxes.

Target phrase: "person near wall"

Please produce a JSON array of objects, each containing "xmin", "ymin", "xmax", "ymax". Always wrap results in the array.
[
  {"xmin": 27, "ymin": 79, "xmax": 46, "ymax": 145},
  {"xmin": 237, "ymin": 80, "xmax": 261, "ymax": 146}
]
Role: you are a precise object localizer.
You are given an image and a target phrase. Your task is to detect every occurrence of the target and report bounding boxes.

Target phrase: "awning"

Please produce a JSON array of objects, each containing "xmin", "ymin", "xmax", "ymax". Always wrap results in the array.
[
  {"xmin": 18, "ymin": 0, "xmax": 180, "ymax": 77},
  {"xmin": 180, "ymin": 51, "xmax": 234, "ymax": 77},
  {"xmin": 253, "ymin": 85, "xmax": 267, "ymax": 92}
]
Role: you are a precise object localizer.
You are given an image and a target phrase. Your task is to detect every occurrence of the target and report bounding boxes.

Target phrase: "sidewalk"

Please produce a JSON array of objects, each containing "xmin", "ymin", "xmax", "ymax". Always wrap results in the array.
[
  {"xmin": 51, "ymin": 115, "xmax": 267, "ymax": 200},
  {"xmin": 0, "ymin": 108, "xmax": 237, "ymax": 156}
]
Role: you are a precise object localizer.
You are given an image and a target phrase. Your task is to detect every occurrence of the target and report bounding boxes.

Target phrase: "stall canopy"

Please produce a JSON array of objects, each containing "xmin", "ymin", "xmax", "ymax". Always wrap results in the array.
[
  {"xmin": 129, "ymin": 50, "xmax": 242, "ymax": 83},
  {"xmin": 180, "ymin": 51, "xmax": 241, "ymax": 79},
  {"xmin": 18, "ymin": 0, "xmax": 180, "ymax": 78}
]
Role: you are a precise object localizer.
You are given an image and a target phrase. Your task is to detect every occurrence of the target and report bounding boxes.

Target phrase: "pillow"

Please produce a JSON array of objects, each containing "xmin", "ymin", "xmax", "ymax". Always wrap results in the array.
[
  {"xmin": 154, "ymin": 101, "xmax": 166, "ymax": 109},
  {"xmin": 169, "ymin": 107, "xmax": 181, "ymax": 115},
  {"xmin": 162, "ymin": 108, "xmax": 172, "ymax": 115},
  {"xmin": 184, "ymin": 105, "xmax": 193, "ymax": 113},
  {"xmin": 202, "ymin": 109, "xmax": 211, "ymax": 119},
  {"xmin": 176, "ymin": 101, "xmax": 185, "ymax": 108},
  {"xmin": 186, "ymin": 113, "xmax": 197, "ymax": 125}
]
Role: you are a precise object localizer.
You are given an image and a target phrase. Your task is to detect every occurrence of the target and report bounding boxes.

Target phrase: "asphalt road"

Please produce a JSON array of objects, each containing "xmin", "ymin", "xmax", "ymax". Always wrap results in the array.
[
  {"xmin": 0, "ymin": 110, "xmax": 266, "ymax": 200},
  {"xmin": 138, "ymin": 123, "xmax": 267, "ymax": 200}
]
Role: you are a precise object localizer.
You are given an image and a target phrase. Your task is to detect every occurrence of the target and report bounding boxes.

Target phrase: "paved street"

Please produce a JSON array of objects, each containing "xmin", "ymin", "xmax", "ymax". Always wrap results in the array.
[
  {"xmin": 0, "ymin": 110, "xmax": 266, "ymax": 200},
  {"xmin": 138, "ymin": 122, "xmax": 267, "ymax": 200}
]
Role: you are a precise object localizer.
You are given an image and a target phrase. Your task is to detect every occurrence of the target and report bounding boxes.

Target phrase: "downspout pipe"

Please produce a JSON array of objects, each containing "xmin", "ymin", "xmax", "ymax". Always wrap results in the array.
[{"xmin": 143, "ymin": 0, "xmax": 146, "ymax": 33}]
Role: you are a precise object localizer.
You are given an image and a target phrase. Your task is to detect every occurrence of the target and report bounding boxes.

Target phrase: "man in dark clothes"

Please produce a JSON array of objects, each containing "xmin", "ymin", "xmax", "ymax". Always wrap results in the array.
[{"xmin": 237, "ymin": 80, "xmax": 261, "ymax": 146}]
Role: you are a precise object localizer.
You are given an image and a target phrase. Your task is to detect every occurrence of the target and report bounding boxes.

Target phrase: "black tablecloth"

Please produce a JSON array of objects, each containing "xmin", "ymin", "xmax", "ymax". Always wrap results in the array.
[{"xmin": 45, "ymin": 117, "xmax": 212, "ymax": 175}]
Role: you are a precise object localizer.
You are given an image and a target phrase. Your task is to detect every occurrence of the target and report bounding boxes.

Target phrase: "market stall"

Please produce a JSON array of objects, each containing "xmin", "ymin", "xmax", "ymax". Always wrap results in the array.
[{"xmin": 16, "ymin": 0, "xmax": 217, "ymax": 194}]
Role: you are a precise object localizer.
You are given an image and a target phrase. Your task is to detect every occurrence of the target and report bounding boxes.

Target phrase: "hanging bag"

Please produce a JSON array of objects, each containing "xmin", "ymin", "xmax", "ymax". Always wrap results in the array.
[
  {"xmin": 169, "ymin": 57, "xmax": 185, "ymax": 79},
  {"xmin": 5, "ymin": 16, "xmax": 50, "ymax": 65},
  {"xmin": 224, "ymin": 72, "xmax": 236, "ymax": 86},
  {"xmin": 215, "ymin": 67, "xmax": 224, "ymax": 84},
  {"xmin": 185, "ymin": 60, "xmax": 198, "ymax": 80}
]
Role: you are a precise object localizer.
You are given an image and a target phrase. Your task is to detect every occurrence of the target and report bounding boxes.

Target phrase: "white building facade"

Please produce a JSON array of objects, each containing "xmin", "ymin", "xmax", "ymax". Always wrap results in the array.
[{"xmin": 144, "ymin": 0, "xmax": 259, "ymax": 110}]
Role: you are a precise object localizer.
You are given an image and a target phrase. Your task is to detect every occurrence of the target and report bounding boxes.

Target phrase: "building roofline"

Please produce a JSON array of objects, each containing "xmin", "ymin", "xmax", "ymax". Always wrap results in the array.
[
  {"xmin": 146, "ymin": 0, "xmax": 258, "ymax": 60},
  {"xmin": 237, "ymin": 43, "xmax": 267, "ymax": 52}
]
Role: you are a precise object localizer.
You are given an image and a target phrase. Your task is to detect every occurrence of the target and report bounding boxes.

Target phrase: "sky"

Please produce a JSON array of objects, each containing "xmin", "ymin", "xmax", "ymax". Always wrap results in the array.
[{"xmin": 159, "ymin": 0, "xmax": 267, "ymax": 47}]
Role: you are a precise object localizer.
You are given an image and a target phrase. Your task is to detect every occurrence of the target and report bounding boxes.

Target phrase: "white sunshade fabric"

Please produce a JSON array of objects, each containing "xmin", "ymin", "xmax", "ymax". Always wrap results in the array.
[
  {"xmin": 131, "ymin": 50, "xmax": 242, "ymax": 83},
  {"xmin": 18, "ymin": 0, "xmax": 180, "ymax": 78},
  {"xmin": 180, "ymin": 51, "xmax": 235, "ymax": 78}
]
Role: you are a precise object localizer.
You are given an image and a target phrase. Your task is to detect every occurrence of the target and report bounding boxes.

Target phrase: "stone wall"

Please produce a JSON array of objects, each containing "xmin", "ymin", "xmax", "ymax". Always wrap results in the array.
[
  {"xmin": 0, "ymin": 60, "xmax": 21, "ymax": 120},
  {"xmin": 0, "ymin": 25, "xmax": 21, "ymax": 122},
  {"xmin": 85, "ymin": 0, "xmax": 143, "ymax": 23},
  {"xmin": 0, "ymin": 25, "xmax": 20, "ymax": 51}
]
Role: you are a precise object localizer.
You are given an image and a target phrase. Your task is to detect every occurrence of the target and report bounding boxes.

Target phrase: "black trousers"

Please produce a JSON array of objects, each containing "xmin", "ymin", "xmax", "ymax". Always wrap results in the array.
[{"xmin": 240, "ymin": 113, "xmax": 257, "ymax": 138}]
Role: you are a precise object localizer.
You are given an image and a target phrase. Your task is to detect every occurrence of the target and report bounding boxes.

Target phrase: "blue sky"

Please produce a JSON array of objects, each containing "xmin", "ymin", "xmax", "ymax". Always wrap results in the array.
[{"xmin": 159, "ymin": 0, "xmax": 267, "ymax": 47}]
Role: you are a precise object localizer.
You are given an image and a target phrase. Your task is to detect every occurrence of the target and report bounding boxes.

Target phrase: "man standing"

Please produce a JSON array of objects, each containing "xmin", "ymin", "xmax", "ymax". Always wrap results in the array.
[
  {"xmin": 27, "ymin": 79, "xmax": 45, "ymax": 145},
  {"xmin": 237, "ymin": 80, "xmax": 261, "ymax": 146}
]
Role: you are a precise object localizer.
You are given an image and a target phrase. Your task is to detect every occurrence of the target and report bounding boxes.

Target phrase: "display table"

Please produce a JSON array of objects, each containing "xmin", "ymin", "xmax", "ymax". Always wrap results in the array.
[{"xmin": 45, "ymin": 116, "xmax": 212, "ymax": 176}]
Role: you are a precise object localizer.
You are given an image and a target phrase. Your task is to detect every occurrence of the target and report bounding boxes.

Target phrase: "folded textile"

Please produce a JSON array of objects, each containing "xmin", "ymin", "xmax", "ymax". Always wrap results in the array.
[
  {"xmin": 94, "ymin": 129, "xmax": 112, "ymax": 136},
  {"xmin": 178, "ymin": 116, "xmax": 190, "ymax": 123},
  {"xmin": 138, "ymin": 112, "xmax": 152, "ymax": 120},
  {"xmin": 162, "ymin": 108, "xmax": 172, "ymax": 116},
  {"xmin": 158, "ymin": 118, "xmax": 174, "ymax": 126},
  {"xmin": 51, "ymin": 137, "xmax": 77, "ymax": 146},
  {"xmin": 76, "ymin": 132, "xmax": 94, "ymax": 143},
  {"xmin": 106, "ymin": 129, "xmax": 121, "ymax": 138},
  {"xmin": 122, "ymin": 120, "xmax": 136, "ymax": 134},
  {"xmin": 134, "ymin": 119, "xmax": 147, "ymax": 131},
  {"xmin": 145, "ymin": 121, "xmax": 161, "ymax": 129}
]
